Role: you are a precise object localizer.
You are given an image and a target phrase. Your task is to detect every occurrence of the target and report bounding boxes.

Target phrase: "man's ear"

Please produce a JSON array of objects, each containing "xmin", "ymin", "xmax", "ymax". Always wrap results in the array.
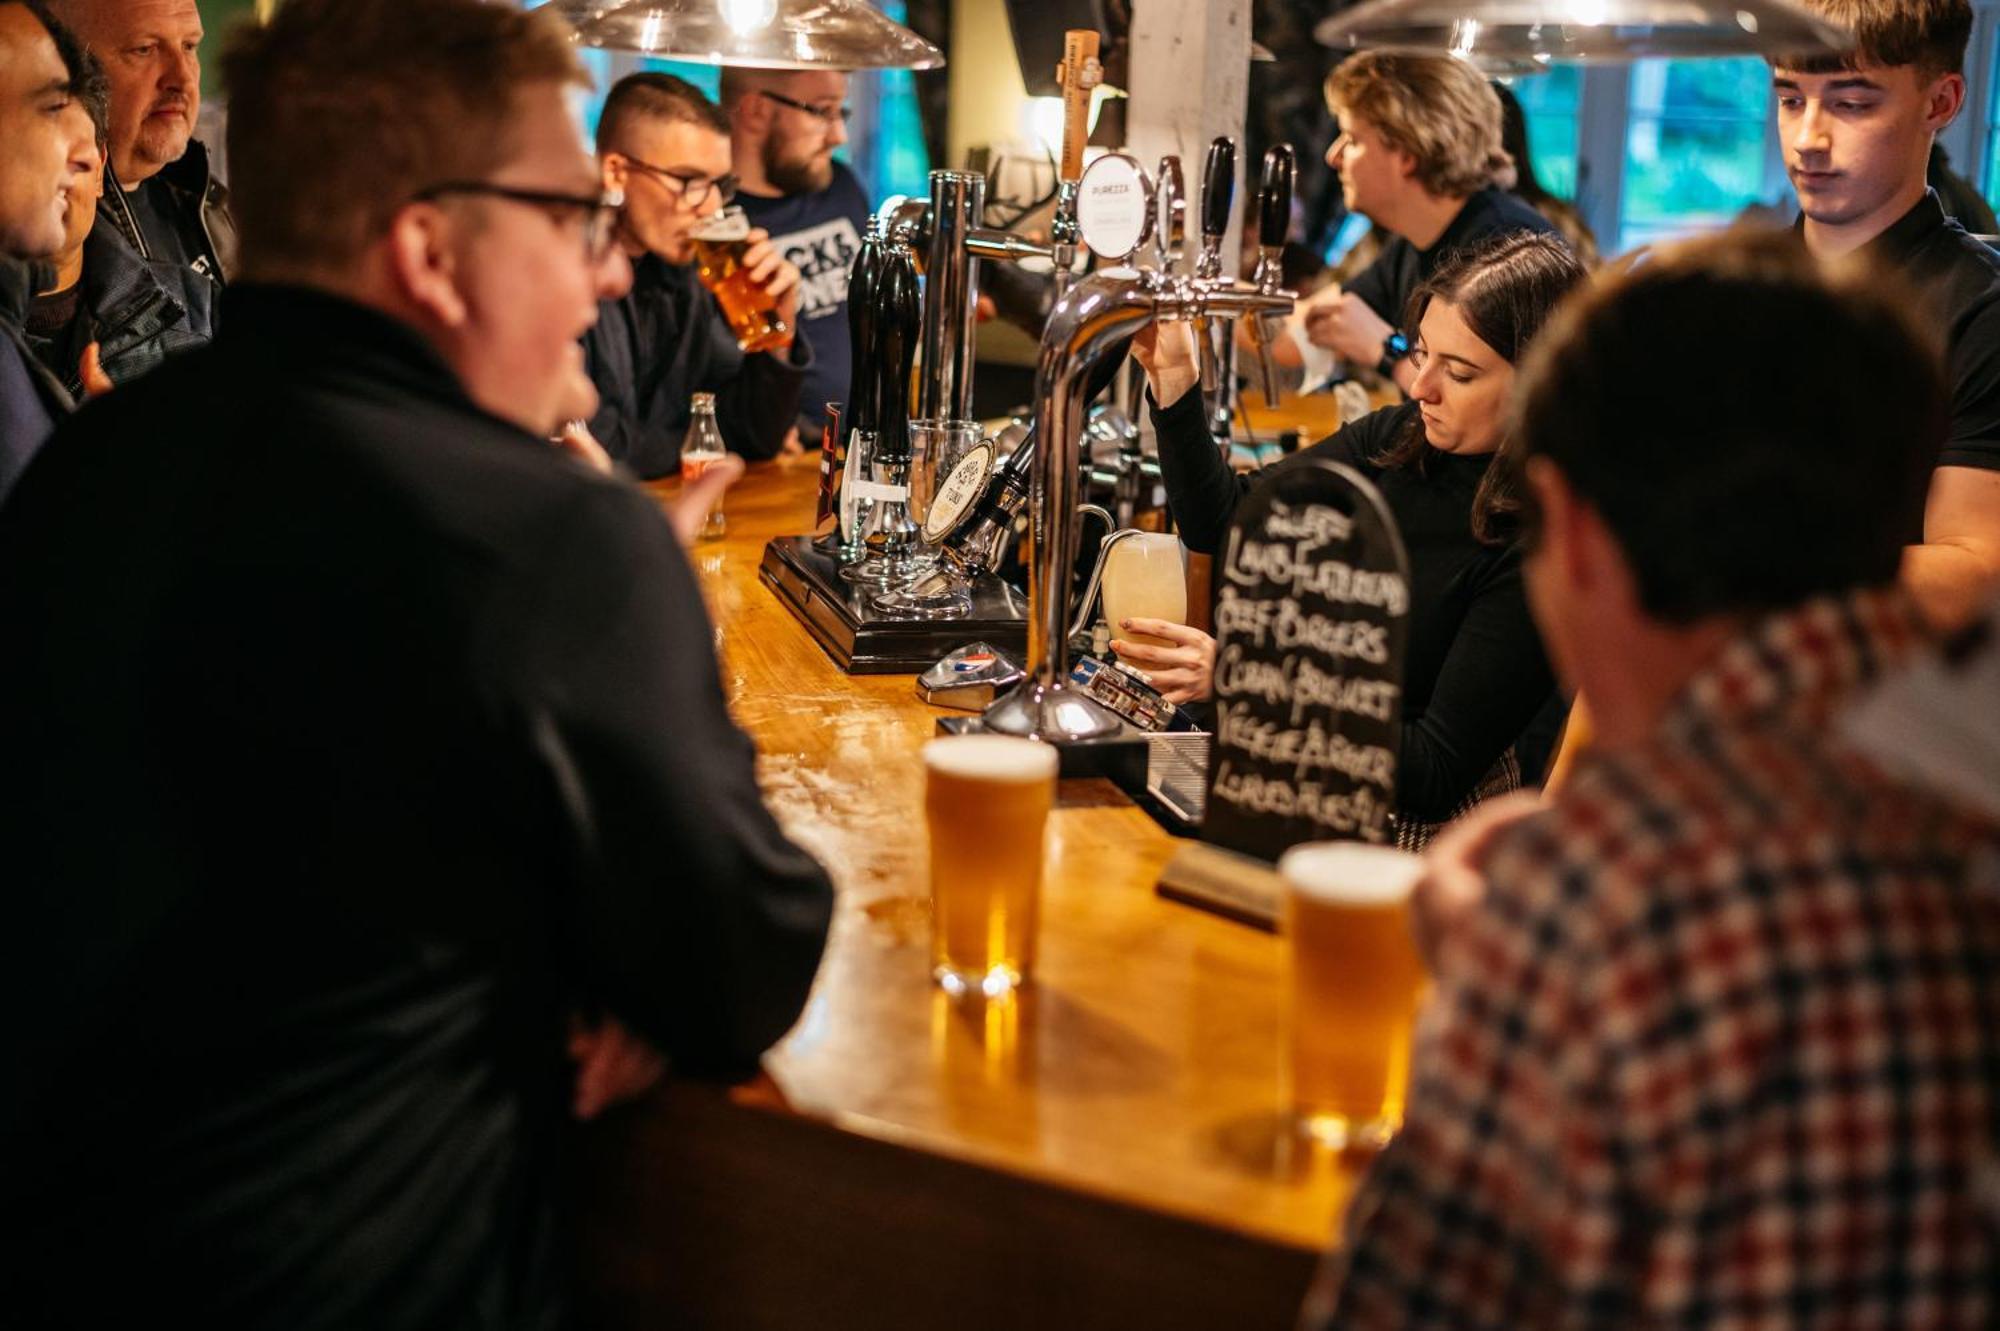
[
  {"xmin": 600, "ymin": 152, "xmax": 626, "ymax": 195},
  {"xmin": 1526, "ymin": 457, "xmax": 1585, "ymax": 592},
  {"xmin": 1926, "ymin": 71, "xmax": 1967, "ymax": 133},
  {"xmin": 385, "ymin": 204, "xmax": 468, "ymax": 330}
]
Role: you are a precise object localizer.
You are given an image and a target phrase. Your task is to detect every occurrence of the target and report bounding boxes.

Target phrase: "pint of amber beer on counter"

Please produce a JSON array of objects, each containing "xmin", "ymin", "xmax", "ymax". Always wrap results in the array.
[
  {"xmin": 1278, "ymin": 842, "xmax": 1428, "ymax": 1148},
  {"xmin": 691, "ymin": 205, "xmax": 791, "ymax": 354},
  {"xmin": 924, "ymin": 735, "xmax": 1059, "ymax": 998}
]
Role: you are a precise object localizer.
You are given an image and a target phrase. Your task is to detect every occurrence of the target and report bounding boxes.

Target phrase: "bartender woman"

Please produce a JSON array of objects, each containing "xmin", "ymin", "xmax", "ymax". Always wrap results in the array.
[{"xmin": 1120, "ymin": 233, "xmax": 1585, "ymax": 843}]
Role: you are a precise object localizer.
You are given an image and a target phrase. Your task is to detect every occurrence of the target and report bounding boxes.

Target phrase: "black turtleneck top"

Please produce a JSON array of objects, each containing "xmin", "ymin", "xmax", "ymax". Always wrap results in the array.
[{"xmin": 1153, "ymin": 389, "xmax": 1556, "ymax": 821}]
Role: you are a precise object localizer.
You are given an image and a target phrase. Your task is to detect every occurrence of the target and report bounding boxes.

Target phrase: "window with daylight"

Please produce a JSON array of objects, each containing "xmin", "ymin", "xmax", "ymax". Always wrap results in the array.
[
  {"xmin": 1507, "ymin": 66, "xmax": 1582, "ymax": 201},
  {"xmin": 1619, "ymin": 57, "xmax": 1785, "ymax": 252}
]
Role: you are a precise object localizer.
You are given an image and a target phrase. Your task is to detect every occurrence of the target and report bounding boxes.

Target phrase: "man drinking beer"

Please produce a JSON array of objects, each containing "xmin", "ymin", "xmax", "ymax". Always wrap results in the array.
[{"xmin": 583, "ymin": 72, "xmax": 810, "ymax": 477}]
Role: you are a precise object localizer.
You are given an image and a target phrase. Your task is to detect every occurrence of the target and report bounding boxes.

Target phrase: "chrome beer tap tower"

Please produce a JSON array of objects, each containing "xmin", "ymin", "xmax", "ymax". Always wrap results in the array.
[{"xmin": 981, "ymin": 144, "xmax": 1299, "ymax": 741}]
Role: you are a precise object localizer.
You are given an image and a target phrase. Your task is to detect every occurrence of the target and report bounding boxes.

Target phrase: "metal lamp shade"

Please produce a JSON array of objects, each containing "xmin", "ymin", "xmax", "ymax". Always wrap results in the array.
[
  {"xmin": 1314, "ymin": 0, "xmax": 1852, "ymax": 63},
  {"xmin": 546, "ymin": 0, "xmax": 946, "ymax": 70}
]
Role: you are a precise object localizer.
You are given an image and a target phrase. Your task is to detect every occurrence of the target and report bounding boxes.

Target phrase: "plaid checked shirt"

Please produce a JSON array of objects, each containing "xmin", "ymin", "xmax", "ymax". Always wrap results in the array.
[{"xmin": 1305, "ymin": 588, "xmax": 2000, "ymax": 1330}]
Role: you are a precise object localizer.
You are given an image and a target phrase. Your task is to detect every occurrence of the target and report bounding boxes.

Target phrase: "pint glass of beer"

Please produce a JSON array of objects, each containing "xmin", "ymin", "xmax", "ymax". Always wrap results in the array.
[
  {"xmin": 924, "ymin": 734, "xmax": 1059, "ymax": 997},
  {"xmin": 1101, "ymin": 533, "xmax": 1188, "ymax": 650},
  {"xmin": 1278, "ymin": 842, "xmax": 1428, "ymax": 1149},
  {"xmin": 691, "ymin": 205, "xmax": 791, "ymax": 354}
]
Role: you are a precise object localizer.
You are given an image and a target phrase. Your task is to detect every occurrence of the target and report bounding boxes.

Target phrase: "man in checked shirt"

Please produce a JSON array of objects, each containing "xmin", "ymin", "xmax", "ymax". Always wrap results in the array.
[{"xmin": 1304, "ymin": 230, "xmax": 2000, "ymax": 1328}]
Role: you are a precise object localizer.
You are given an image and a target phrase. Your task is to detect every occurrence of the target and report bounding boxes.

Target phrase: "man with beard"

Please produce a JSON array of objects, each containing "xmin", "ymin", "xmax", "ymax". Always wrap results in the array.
[
  {"xmin": 0, "ymin": 0, "xmax": 97, "ymax": 502},
  {"xmin": 48, "ymin": 0, "xmax": 231, "ymax": 283},
  {"xmin": 585, "ymin": 72, "xmax": 809, "ymax": 476},
  {"xmin": 722, "ymin": 66, "xmax": 869, "ymax": 447}
]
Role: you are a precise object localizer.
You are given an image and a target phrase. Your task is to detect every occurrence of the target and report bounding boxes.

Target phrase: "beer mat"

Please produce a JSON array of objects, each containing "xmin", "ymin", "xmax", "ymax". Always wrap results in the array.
[{"xmin": 1155, "ymin": 840, "xmax": 1282, "ymax": 932}]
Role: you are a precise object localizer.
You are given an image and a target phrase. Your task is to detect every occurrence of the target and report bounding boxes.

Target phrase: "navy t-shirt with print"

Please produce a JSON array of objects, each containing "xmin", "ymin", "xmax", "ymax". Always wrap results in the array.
[{"xmin": 739, "ymin": 161, "xmax": 871, "ymax": 442}]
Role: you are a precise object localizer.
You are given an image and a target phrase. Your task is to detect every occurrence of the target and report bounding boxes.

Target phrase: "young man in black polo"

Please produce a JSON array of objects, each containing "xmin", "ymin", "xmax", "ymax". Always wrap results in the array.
[{"xmin": 1776, "ymin": 0, "xmax": 2000, "ymax": 630}]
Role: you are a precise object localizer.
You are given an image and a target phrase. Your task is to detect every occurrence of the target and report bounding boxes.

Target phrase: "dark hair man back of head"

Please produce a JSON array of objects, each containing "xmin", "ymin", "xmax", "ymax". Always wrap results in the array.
[
  {"xmin": 1307, "ymin": 229, "xmax": 2000, "ymax": 1330},
  {"xmin": 1518, "ymin": 229, "xmax": 1944, "ymax": 637},
  {"xmin": 0, "ymin": 0, "xmax": 832, "ymax": 1324}
]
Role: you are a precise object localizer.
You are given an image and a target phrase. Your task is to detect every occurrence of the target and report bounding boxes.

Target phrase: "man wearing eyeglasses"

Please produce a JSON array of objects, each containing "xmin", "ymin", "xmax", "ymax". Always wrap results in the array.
[
  {"xmin": 0, "ymin": 1, "xmax": 833, "ymax": 1323},
  {"xmin": 585, "ymin": 71, "xmax": 811, "ymax": 478},
  {"xmin": 721, "ymin": 67, "xmax": 870, "ymax": 449}
]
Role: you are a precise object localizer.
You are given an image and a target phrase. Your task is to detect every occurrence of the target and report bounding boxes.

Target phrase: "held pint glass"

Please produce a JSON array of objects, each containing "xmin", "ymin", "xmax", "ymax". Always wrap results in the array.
[
  {"xmin": 924, "ymin": 735, "xmax": 1059, "ymax": 998},
  {"xmin": 1101, "ymin": 533, "xmax": 1188, "ymax": 650},
  {"xmin": 691, "ymin": 205, "xmax": 791, "ymax": 354},
  {"xmin": 1278, "ymin": 842, "xmax": 1428, "ymax": 1149}
]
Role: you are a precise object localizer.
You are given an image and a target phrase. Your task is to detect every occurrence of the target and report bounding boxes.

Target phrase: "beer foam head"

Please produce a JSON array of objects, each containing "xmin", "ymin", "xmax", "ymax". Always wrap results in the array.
[
  {"xmin": 1279, "ymin": 842, "xmax": 1423, "ymax": 906},
  {"xmin": 692, "ymin": 207, "xmax": 750, "ymax": 243},
  {"xmin": 924, "ymin": 734, "xmax": 1059, "ymax": 784}
]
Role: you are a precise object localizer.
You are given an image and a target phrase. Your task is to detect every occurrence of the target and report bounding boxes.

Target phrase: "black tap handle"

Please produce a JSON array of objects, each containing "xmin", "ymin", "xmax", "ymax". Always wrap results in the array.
[
  {"xmin": 1258, "ymin": 144, "xmax": 1295, "ymax": 251},
  {"xmin": 1201, "ymin": 137, "xmax": 1236, "ymax": 244}
]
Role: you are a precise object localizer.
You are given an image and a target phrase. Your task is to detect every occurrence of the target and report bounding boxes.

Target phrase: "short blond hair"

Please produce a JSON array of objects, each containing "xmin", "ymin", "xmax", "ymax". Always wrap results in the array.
[
  {"xmin": 221, "ymin": 0, "xmax": 587, "ymax": 274},
  {"xmin": 1325, "ymin": 53, "xmax": 1509, "ymax": 200}
]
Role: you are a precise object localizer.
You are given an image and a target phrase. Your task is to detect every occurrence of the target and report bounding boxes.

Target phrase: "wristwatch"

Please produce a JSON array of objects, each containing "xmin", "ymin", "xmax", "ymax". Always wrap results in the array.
[{"xmin": 1376, "ymin": 331, "xmax": 1411, "ymax": 379}]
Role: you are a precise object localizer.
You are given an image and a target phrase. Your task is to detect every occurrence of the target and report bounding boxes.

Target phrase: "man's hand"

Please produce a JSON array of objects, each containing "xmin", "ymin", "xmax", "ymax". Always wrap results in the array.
[
  {"xmin": 1130, "ymin": 319, "xmax": 1200, "ymax": 411},
  {"xmin": 78, "ymin": 342, "xmax": 114, "ymax": 399},
  {"xmin": 554, "ymin": 419, "xmax": 615, "ymax": 475},
  {"xmin": 1303, "ymin": 288, "xmax": 1395, "ymax": 368},
  {"xmin": 668, "ymin": 451, "xmax": 745, "ymax": 546},
  {"xmin": 1108, "ymin": 619, "xmax": 1216, "ymax": 704},
  {"xmin": 742, "ymin": 227, "xmax": 803, "ymax": 347},
  {"xmin": 777, "ymin": 426, "xmax": 805, "ymax": 459},
  {"xmin": 1410, "ymin": 790, "xmax": 1543, "ymax": 971},
  {"xmin": 568, "ymin": 1014, "xmax": 666, "ymax": 1121}
]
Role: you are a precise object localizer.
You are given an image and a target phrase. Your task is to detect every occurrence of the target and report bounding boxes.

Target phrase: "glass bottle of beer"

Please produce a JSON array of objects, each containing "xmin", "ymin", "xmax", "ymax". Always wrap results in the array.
[{"xmin": 681, "ymin": 392, "xmax": 728, "ymax": 542}]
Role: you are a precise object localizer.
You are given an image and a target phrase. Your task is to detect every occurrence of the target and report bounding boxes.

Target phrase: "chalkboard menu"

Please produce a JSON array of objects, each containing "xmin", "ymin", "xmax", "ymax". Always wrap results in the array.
[{"xmin": 1200, "ymin": 460, "xmax": 1411, "ymax": 860}]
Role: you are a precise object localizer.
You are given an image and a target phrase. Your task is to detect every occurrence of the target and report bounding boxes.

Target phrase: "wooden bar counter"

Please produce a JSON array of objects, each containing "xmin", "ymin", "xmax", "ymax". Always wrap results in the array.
[{"xmin": 575, "ymin": 458, "xmax": 1369, "ymax": 1330}]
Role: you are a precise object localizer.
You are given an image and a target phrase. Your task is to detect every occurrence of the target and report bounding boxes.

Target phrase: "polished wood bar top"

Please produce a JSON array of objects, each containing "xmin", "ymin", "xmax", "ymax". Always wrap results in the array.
[{"xmin": 646, "ymin": 458, "xmax": 1368, "ymax": 1256}]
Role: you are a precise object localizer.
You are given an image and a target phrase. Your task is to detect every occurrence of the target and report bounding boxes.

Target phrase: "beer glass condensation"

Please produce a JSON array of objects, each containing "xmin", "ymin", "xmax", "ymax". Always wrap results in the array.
[
  {"xmin": 691, "ymin": 205, "xmax": 790, "ymax": 354},
  {"xmin": 1102, "ymin": 533, "xmax": 1188, "ymax": 650},
  {"xmin": 1279, "ymin": 842, "xmax": 1428, "ymax": 1149},
  {"xmin": 924, "ymin": 735, "xmax": 1059, "ymax": 998}
]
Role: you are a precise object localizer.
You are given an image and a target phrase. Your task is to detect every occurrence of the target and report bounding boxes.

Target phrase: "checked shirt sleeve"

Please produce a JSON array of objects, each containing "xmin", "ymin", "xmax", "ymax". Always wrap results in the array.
[{"xmin": 1302, "ymin": 816, "xmax": 1643, "ymax": 1331}]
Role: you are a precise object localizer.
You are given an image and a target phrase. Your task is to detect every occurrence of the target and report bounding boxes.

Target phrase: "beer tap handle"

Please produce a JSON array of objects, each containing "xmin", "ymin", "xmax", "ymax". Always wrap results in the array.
[
  {"xmin": 1055, "ymin": 29, "xmax": 1102, "ymax": 187},
  {"xmin": 1048, "ymin": 29, "xmax": 1102, "ymax": 297},
  {"xmin": 1255, "ymin": 144, "xmax": 1295, "ymax": 287},
  {"xmin": 1155, "ymin": 155, "xmax": 1186, "ymax": 273},
  {"xmin": 1193, "ymin": 138, "xmax": 1236, "ymax": 396},
  {"xmin": 1197, "ymin": 137, "xmax": 1235, "ymax": 281},
  {"xmin": 1247, "ymin": 144, "xmax": 1296, "ymax": 409}
]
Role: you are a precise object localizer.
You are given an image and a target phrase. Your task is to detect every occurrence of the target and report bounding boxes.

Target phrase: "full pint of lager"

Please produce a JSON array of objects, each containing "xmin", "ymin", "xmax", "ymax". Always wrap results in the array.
[
  {"xmin": 691, "ymin": 205, "xmax": 791, "ymax": 354},
  {"xmin": 1279, "ymin": 842, "xmax": 1428, "ymax": 1148},
  {"xmin": 924, "ymin": 735, "xmax": 1059, "ymax": 997}
]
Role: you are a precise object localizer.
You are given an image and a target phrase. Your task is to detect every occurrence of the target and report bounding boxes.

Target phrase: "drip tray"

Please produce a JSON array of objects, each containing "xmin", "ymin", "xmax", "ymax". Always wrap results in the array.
[{"xmin": 759, "ymin": 536, "xmax": 1029, "ymax": 675}]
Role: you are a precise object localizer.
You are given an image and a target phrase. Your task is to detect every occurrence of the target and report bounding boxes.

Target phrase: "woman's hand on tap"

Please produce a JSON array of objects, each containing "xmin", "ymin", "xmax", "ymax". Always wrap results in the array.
[{"xmin": 1130, "ymin": 319, "xmax": 1201, "ymax": 413}]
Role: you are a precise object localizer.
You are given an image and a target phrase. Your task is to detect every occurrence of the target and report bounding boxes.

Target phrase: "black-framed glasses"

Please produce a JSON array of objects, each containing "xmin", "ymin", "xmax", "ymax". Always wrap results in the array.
[
  {"xmin": 413, "ymin": 182, "xmax": 625, "ymax": 262},
  {"xmin": 758, "ymin": 88, "xmax": 852, "ymax": 126},
  {"xmin": 614, "ymin": 152, "xmax": 738, "ymax": 209}
]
